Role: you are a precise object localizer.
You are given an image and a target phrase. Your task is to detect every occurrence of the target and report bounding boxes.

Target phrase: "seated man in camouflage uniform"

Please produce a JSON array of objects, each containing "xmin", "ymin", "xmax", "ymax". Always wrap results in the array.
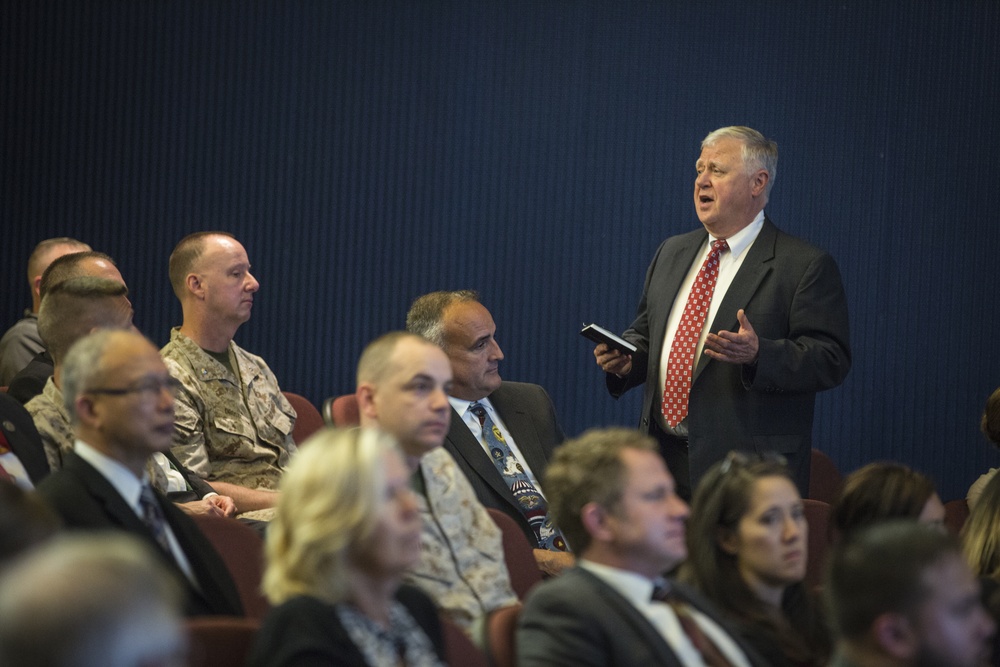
[{"xmin": 162, "ymin": 232, "xmax": 296, "ymax": 521}]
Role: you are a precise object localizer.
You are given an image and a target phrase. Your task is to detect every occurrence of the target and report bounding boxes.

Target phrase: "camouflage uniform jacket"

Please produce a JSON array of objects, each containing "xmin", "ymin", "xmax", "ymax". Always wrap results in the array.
[
  {"xmin": 26, "ymin": 377, "xmax": 170, "ymax": 489},
  {"xmin": 404, "ymin": 447, "xmax": 518, "ymax": 632},
  {"xmin": 160, "ymin": 328, "xmax": 296, "ymax": 491}
]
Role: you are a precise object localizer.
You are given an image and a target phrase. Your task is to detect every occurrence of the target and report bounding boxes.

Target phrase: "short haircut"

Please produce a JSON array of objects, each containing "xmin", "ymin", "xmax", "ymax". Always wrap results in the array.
[
  {"xmin": 37, "ymin": 277, "xmax": 131, "ymax": 363},
  {"xmin": 543, "ymin": 427, "xmax": 657, "ymax": 553},
  {"xmin": 0, "ymin": 533, "xmax": 184, "ymax": 667},
  {"xmin": 355, "ymin": 330, "xmax": 435, "ymax": 387},
  {"xmin": 962, "ymin": 471, "xmax": 1000, "ymax": 579},
  {"xmin": 0, "ymin": 479, "xmax": 60, "ymax": 567},
  {"xmin": 702, "ymin": 126, "xmax": 778, "ymax": 198},
  {"xmin": 39, "ymin": 251, "xmax": 118, "ymax": 298},
  {"xmin": 60, "ymin": 329, "xmax": 143, "ymax": 419},
  {"xmin": 405, "ymin": 290, "xmax": 480, "ymax": 347},
  {"xmin": 830, "ymin": 462, "xmax": 936, "ymax": 541},
  {"xmin": 167, "ymin": 231, "xmax": 236, "ymax": 300},
  {"xmin": 26, "ymin": 237, "xmax": 90, "ymax": 285},
  {"xmin": 982, "ymin": 387, "xmax": 1000, "ymax": 445},
  {"xmin": 825, "ymin": 520, "xmax": 961, "ymax": 641},
  {"xmin": 263, "ymin": 427, "xmax": 401, "ymax": 604}
]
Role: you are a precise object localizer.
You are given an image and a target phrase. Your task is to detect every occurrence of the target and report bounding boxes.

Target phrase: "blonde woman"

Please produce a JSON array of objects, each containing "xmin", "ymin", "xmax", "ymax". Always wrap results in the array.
[{"xmin": 248, "ymin": 428, "xmax": 445, "ymax": 667}]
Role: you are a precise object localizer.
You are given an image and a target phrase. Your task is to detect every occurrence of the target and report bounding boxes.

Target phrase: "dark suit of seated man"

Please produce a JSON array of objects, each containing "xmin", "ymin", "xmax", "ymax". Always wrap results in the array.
[
  {"xmin": 517, "ymin": 427, "xmax": 772, "ymax": 666},
  {"xmin": 36, "ymin": 329, "xmax": 243, "ymax": 617},
  {"xmin": 0, "ymin": 391, "xmax": 50, "ymax": 487},
  {"xmin": 407, "ymin": 290, "xmax": 571, "ymax": 577}
]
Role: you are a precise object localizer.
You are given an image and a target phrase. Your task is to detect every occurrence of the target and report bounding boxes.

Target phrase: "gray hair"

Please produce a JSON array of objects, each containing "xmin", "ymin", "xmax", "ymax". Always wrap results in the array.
[
  {"xmin": 405, "ymin": 290, "xmax": 480, "ymax": 347},
  {"xmin": 702, "ymin": 126, "xmax": 778, "ymax": 199},
  {"xmin": 0, "ymin": 533, "xmax": 185, "ymax": 667},
  {"xmin": 60, "ymin": 330, "xmax": 134, "ymax": 420}
]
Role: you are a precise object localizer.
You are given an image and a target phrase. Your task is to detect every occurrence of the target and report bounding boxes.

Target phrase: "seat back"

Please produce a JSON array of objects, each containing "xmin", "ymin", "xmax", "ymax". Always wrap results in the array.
[
  {"xmin": 282, "ymin": 391, "xmax": 324, "ymax": 445},
  {"xmin": 943, "ymin": 498, "xmax": 970, "ymax": 536},
  {"xmin": 485, "ymin": 604, "xmax": 520, "ymax": 667},
  {"xmin": 186, "ymin": 616, "xmax": 260, "ymax": 667},
  {"xmin": 323, "ymin": 393, "xmax": 360, "ymax": 427},
  {"xmin": 808, "ymin": 448, "xmax": 843, "ymax": 503},
  {"xmin": 802, "ymin": 498, "xmax": 831, "ymax": 591},
  {"xmin": 191, "ymin": 515, "xmax": 269, "ymax": 619},
  {"xmin": 486, "ymin": 508, "xmax": 543, "ymax": 599},
  {"xmin": 441, "ymin": 614, "xmax": 489, "ymax": 667}
]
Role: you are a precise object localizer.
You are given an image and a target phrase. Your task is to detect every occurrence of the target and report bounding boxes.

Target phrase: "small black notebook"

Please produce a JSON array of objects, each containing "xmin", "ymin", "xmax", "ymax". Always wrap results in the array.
[{"xmin": 580, "ymin": 323, "xmax": 637, "ymax": 355}]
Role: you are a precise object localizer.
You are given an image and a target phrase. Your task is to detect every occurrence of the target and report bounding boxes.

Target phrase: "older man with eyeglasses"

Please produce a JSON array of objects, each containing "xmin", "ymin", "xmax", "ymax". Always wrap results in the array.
[{"xmin": 35, "ymin": 329, "xmax": 243, "ymax": 617}]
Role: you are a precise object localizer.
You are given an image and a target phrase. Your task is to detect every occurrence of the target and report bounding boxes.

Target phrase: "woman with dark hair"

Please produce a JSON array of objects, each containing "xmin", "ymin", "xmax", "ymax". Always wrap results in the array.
[
  {"xmin": 680, "ymin": 452, "xmax": 828, "ymax": 667},
  {"xmin": 830, "ymin": 461, "xmax": 944, "ymax": 541}
]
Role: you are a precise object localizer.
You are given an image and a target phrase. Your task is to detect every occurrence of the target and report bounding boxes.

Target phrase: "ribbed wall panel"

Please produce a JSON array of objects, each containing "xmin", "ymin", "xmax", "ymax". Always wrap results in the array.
[{"xmin": 3, "ymin": 1, "xmax": 999, "ymax": 500}]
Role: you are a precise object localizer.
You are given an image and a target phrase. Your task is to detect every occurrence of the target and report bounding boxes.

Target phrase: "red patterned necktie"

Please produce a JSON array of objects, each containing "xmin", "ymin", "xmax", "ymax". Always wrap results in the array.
[{"xmin": 662, "ymin": 239, "xmax": 729, "ymax": 427}]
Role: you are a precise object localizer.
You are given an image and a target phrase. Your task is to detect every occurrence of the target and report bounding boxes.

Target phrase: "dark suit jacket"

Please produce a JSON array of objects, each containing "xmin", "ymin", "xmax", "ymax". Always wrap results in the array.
[
  {"xmin": 247, "ymin": 584, "xmax": 444, "ymax": 667},
  {"xmin": 7, "ymin": 350, "xmax": 53, "ymax": 405},
  {"xmin": 0, "ymin": 391, "xmax": 50, "ymax": 485},
  {"xmin": 608, "ymin": 219, "xmax": 851, "ymax": 494},
  {"xmin": 36, "ymin": 451, "xmax": 243, "ymax": 617},
  {"xmin": 518, "ymin": 566, "xmax": 773, "ymax": 667},
  {"xmin": 443, "ymin": 381, "xmax": 565, "ymax": 546}
]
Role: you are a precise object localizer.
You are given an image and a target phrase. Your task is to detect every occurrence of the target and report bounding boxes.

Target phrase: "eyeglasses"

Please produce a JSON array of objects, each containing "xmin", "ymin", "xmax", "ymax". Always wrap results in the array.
[
  {"xmin": 87, "ymin": 376, "xmax": 183, "ymax": 398},
  {"xmin": 718, "ymin": 450, "xmax": 788, "ymax": 476}
]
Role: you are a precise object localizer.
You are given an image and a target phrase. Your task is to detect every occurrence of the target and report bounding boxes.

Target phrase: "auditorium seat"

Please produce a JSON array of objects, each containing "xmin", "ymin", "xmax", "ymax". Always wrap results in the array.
[
  {"xmin": 802, "ymin": 498, "xmax": 832, "ymax": 591},
  {"xmin": 486, "ymin": 508, "xmax": 543, "ymax": 599},
  {"xmin": 191, "ymin": 515, "xmax": 269, "ymax": 620},
  {"xmin": 486, "ymin": 604, "xmax": 520, "ymax": 667},
  {"xmin": 322, "ymin": 393, "xmax": 360, "ymax": 427},
  {"xmin": 808, "ymin": 448, "xmax": 843, "ymax": 504},
  {"xmin": 441, "ymin": 614, "xmax": 489, "ymax": 667},
  {"xmin": 282, "ymin": 391, "xmax": 324, "ymax": 445},
  {"xmin": 943, "ymin": 498, "xmax": 970, "ymax": 536},
  {"xmin": 186, "ymin": 616, "xmax": 260, "ymax": 667}
]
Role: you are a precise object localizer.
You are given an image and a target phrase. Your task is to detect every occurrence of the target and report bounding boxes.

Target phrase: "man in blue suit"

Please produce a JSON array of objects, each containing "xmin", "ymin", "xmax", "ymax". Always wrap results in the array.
[{"xmin": 594, "ymin": 126, "xmax": 851, "ymax": 499}]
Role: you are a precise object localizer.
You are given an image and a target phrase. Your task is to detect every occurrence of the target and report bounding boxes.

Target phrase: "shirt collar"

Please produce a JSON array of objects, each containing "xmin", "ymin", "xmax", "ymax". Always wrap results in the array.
[
  {"xmin": 74, "ymin": 439, "xmax": 148, "ymax": 511},
  {"xmin": 712, "ymin": 210, "xmax": 765, "ymax": 260},
  {"xmin": 448, "ymin": 395, "xmax": 495, "ymax": 417},
  {"xmin": 578, "ymin": 559, "xmax": 658, "ymax": 608}
]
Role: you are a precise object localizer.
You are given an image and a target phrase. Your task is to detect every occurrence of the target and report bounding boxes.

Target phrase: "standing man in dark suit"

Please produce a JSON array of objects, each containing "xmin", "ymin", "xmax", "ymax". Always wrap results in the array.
[
  {"xmin": 407, "ymin": 290, "xmax": 572, "ymax": 576},
  {"xmin": 518, "ymin": 427, "xmax": 771, "ymax": 666},
  {"xmin": 36, "ymin": 329, "xmax": 242, "ymax": 617},
  {"xmin": 594, "ymin": 126, "xmax": 851, "ymax": 499}
]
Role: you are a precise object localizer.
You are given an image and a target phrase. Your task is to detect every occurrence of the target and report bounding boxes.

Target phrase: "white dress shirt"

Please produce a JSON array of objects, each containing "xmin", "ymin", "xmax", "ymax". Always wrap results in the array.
[
  {"xmin": 579, "ymin": 560, "xmax": 751, "ymax": 667},
  {"xmin": 448, "ymin": 395, "xmax": 545, "ymax": 495},
  {"xmin": 74, "ymin": 440, "xmax": 195, "ymax": 581},
  {"xmin": 657, "ymin": 211, "xmax": 765, "ymax": 434}
]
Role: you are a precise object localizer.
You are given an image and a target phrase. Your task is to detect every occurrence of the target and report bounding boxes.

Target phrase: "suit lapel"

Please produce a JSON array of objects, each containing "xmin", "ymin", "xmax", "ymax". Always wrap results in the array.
[
  {"xmin": 576, "ymin": 569, "xmax": 685, "ymax": 667},
  {"xmin": 444, "ymin": 406, "xmax": 516, "ymax": 506},
  {"xmin": 693, "ymin": 219, "xmax": 777, "ymax": 383},
  {"xmin": 652, "ymin": 231, "xmax": 706, "ymax": 339},
  {"xmin": 489, "ymin": 385, "xmax": 550, "ymax": 482},
  {"xmin": 63, "ymin": 453, "xmax": 154, "ymax": 535}
]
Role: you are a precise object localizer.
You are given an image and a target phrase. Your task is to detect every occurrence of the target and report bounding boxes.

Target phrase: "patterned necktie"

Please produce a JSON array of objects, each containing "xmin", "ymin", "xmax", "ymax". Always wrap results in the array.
[
  {"xmin": 652, "ymin": 582, "xmax": 735, "ymax": 667},
  {"xmin": 663, "ymin": 238, "xmax": 729, "ymax": 427},
  {"xmin": 469, "ymin": 402, "xmax": 568, "ymax": 552},
  {"xmin": 139, "ymin": 484, "xmax": 173, "ymax": 555}
]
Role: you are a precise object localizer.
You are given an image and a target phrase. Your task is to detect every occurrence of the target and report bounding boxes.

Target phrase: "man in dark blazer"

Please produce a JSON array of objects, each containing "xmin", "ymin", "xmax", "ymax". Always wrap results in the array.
[
  {"xmin": 36, "ymin": 329, "xmax": 242, "ymax": 617},
  {"xmin": 595, "ymin": 126, "xmax": 851, "ymax": 499},
  {"xmin": 407, "ymin": 291, "xmax": 572, "ymax": 575},
  {"xmin": 518, "ymin": 427, "xmax": 771, "ymax": 666},
  {"xmin": 0, "ymin": 391, "xmax": 49, "ymax": 486}
]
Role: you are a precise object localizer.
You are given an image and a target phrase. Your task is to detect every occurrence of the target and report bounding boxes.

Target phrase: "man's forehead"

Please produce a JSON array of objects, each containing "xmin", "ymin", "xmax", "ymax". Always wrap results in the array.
[
  {"xmin": 199, "ymin": 236, "xmax": 249, "ymax": 268},
  {"xmin": 387, "ymin": 341, "xmax": 451, "ymax": 382},
  {"xmin": 444, "ymin": 301, "xmax": 495, "ymax": 337}
]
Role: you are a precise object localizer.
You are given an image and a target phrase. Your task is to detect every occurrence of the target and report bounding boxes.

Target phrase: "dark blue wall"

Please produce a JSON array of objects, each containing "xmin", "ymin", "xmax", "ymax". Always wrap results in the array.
[{"xmin": 3, "ymin": 1, "xmax": 999, "ymax": 500}]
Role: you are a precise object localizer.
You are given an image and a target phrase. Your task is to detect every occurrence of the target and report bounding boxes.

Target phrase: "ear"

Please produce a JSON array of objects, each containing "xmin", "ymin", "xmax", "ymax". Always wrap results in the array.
[
  {"xmin": 356, "ymin": 384, "xmax": 378, "ymax": 421},
  {"xmin": 74, "ymin": 393, "xmax": 99, "ymax": 428},
  {"xmin": 717, "ymin": 527, "xmax": 739, "ymax": 556},
  {"xmin": 581, "ymin": 501, "xmax": 614, "ymax": 543},
  {"xmin": 750, "ymin": 169, "xmax": 769, "ymax": 198},
  {"xmin": 185, "ymin": 272, "xmax": 204, "ymax": 298},
  {"xmin": 871, "ymin": 612, "xmax": 918, "ymax": 660},
  {"xmin": 32, "ymin": 275, "xmax": 43, "ymax": 299}
]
